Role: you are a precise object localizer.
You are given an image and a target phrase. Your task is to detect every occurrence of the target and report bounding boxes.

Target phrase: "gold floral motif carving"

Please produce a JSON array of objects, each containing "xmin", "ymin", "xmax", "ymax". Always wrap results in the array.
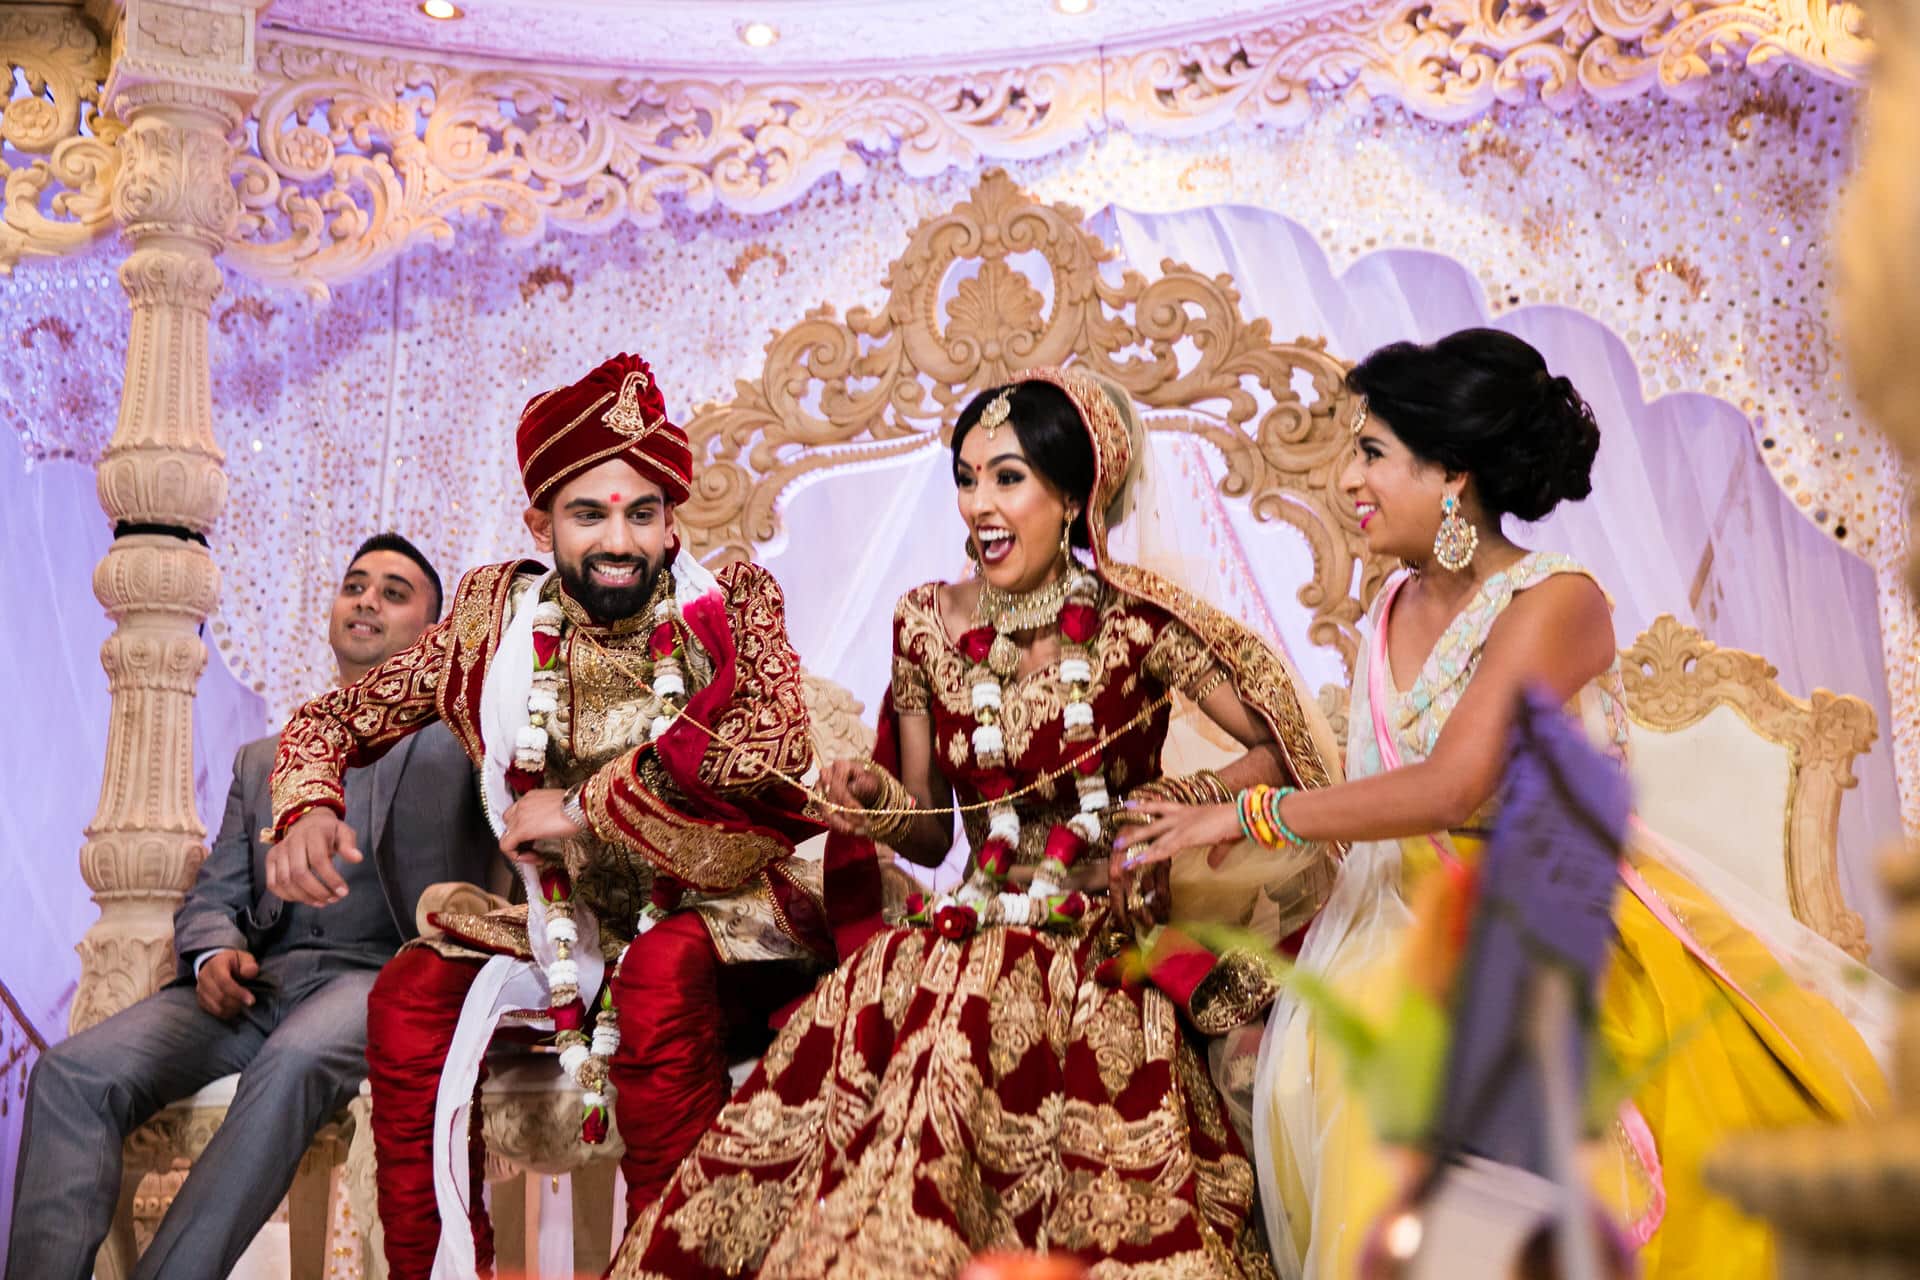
[
  {"xmin": 0, "ymin": 6, "xmax": 119, "ymax": 273},
  {"xmin": 678, "ymin": 173, "xmax": 1380, "ymax": 672},
  {"xmin": 138, "ymin": 0, "xmax": 1872, "ymax": 294},
  {"xmin": 1620, "ymin": 613, "xmax": 1875, "ymax": 959}
]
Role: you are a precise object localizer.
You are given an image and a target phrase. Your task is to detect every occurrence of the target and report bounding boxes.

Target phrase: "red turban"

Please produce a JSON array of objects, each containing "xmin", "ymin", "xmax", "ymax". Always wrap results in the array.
[{"xmin": 516, "ymin": 353, "xmax": 692, "ymax": 507}]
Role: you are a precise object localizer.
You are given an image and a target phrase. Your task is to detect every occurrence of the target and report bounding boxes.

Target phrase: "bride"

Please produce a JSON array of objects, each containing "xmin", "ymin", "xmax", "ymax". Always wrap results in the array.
[
  {"xmin": 1117, "ymin": 329, "xmax": 1891, "ymax": 1279},
  {"xmin": 607, "ymin": 365, "xmax": 1342, "ymax": 1279}
]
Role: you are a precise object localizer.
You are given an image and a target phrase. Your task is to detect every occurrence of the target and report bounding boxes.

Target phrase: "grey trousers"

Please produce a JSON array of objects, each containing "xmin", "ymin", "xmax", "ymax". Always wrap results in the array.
[{"xmin": 5, "ymin": 951, "xmax": 382, "ymax": 1280}]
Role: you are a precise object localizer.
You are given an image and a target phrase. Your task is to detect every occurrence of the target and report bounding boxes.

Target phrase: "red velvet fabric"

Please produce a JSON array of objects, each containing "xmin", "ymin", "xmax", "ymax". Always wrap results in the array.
[
  {"xmin": 366, "ymin": 948, "xmax": 492, "ymax": 1280},
  {"xmin": 367, "ymin": 926, "xmax": 815, "ymax": 1270},
  {"xmin": 613, "ymin": 909, "xmax": 1266, "ymax": 1278},
  {"xmin": 609, "ymin": 912, "xmax": 815, "ymax": 1223},
  {"xmin": 515, "ymin": 352, "xmax": 689, "ymax": 506}
]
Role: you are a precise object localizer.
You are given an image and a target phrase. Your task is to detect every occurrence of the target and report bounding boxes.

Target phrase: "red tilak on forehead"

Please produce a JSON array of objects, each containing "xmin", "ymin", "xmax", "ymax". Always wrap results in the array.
[{"xmin": 610, "ymin": 492, "xmax": 622, "ymax": 503}]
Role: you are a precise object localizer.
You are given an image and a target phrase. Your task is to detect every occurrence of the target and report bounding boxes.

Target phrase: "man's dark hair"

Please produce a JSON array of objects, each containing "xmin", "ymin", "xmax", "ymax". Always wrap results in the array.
[{"xmin": 350, "ymin": 532, "xmax": 444, "ymax": 620}]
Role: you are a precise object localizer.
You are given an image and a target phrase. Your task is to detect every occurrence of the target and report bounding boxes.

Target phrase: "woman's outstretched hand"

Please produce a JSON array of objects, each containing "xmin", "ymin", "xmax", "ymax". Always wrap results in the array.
[{"xmin": 1112, "ymin": 800, "xmax": 1241, "ymax": 870}]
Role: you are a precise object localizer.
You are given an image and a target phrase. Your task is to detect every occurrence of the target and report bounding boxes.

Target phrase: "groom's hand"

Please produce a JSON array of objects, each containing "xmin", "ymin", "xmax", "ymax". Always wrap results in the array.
[
  {"xmin": 500, "ymin": 788, "xmax": 583, "ymax": 862},
  {"xmin": 270, "ymin": 808, "xmax": 361, "ymax": 905}
]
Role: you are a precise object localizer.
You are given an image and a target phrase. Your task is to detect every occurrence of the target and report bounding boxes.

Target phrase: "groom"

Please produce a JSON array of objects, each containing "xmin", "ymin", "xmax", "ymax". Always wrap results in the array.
[{"xmin": 267, "ymin": 353, "xmax": 829, "ymax": 1277}]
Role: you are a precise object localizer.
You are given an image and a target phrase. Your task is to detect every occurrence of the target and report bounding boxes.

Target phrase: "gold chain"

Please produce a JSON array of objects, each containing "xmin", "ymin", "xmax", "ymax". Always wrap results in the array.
[{"xmin": 573, "ymin": 627, "xmax": 1173, "ymax": 818}]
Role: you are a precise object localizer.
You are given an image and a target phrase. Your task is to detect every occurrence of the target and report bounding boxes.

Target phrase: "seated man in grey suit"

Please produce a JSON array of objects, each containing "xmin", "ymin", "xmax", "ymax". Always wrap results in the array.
[{"xmin": 7, "ymin": 533, "xmax": 501, "ymax": 1280}]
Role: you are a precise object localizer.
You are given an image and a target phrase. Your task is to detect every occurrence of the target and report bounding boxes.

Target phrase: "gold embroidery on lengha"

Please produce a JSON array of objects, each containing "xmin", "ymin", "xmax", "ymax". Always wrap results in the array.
[
  {"xmin": 611, "ymin": 916, "xmax": 1270, "ymax": 1278},
  {"xmin": 1051, "ymin": 1165, "xmax": 1191, "ymax": 1253},
  {"xmin": 988, "ymin": 950, "xmax": 1047, "ymax": 1078},
  {"xmin": 1175, "ymin": 1037, "xmax": 1233, "ymax": 1150},
  {"xmin": 664, "ymin": 1171, "xmax": 796, "ymax": 1274},
  {"xmin": 1080, "ymin": 985, "xmax": 1149, "ymax": 1099},
  {"xmin": 947, "ymin": 727, "xmax": 971, "ymax": 773}
]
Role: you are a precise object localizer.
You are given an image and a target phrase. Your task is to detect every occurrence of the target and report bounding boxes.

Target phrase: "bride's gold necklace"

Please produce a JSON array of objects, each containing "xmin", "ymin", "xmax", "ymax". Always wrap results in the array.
[
  {"xmin": 975, "ymin": 570, "xmax": 1084, "ymax": 677},
  {"xmin": 975, "ymin": 573, "xmax": 1073, "ymax": 633}
]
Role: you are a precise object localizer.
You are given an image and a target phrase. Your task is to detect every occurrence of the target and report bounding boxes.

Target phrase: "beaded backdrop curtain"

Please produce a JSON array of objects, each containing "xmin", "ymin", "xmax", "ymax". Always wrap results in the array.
[{"xmin": 2, "ymin": 69, "xmax": 1904, "ymax": 1060}]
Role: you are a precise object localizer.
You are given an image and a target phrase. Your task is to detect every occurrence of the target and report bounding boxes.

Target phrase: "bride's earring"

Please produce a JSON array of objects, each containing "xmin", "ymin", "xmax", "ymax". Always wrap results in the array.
[
  {"xmin": 1433, "ymin": 493, "xmax": 1478, "ymax": 572},
  {"xmin": 1059, "ymin": 509, "xmax": 1078, "ymax": 562}
]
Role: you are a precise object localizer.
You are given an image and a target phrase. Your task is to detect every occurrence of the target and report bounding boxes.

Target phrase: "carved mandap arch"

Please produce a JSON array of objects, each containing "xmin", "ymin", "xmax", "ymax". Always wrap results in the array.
[{"xmin": 673, "ymin": 167, "xmax": 1387, "ymax": 673}]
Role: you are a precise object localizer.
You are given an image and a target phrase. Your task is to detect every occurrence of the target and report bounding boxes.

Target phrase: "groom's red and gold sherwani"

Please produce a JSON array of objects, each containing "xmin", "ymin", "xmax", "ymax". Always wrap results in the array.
[{"xmin": 268, "ymin": 354, "xmax": 827, "ymax": 1279}]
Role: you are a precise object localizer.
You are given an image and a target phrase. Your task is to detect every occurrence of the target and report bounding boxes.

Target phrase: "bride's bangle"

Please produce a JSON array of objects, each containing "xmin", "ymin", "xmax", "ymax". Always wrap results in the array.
[
  {"xmin": 1237, "ymin": 784, "xmax": 1307, "ymax": 848},
  {"xmin": 860, "ymin": 762, "xmax": 918, "ymax": 845}
]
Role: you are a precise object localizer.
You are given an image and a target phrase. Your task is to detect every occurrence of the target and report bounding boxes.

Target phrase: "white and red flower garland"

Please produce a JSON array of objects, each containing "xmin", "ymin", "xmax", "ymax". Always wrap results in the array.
[
  {"xmin": 906, "ymin": 570, "xmax": 1105, "ymax": 940},
  {"xmin": 504, "ymin": 586, "xmax": 693, "ymax": 1143}
]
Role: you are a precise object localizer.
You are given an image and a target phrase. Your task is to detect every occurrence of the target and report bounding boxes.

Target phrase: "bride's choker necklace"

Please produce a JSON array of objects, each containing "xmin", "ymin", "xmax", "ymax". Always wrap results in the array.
[{"xmin": 976, "ymin": 571, "xmax": 1079, "ymax": 635}]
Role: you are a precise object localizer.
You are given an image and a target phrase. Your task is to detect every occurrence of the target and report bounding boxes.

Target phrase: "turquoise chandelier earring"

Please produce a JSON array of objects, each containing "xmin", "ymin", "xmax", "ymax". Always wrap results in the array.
[{"xmin": 1433, "ymin": 493, "xmax": 1478, "ymax": 572}]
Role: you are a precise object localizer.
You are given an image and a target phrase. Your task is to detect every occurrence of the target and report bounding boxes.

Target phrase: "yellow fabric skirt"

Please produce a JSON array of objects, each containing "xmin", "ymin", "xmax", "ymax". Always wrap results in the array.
[{"xmin": 1266, "ymin": 835, "xmax": 1887, "ymax": 1280}]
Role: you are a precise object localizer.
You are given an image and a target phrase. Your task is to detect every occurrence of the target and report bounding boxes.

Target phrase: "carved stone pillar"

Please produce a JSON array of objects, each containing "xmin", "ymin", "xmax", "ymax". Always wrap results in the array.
[{"xmin": 71, "ymin": 0, "xmax": 269, "ymax": 1033}]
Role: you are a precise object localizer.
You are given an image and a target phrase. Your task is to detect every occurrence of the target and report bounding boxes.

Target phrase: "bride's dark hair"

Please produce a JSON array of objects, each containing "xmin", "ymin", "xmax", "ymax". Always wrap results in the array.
[
  {"xmin": 1349, "ymin": 328, "xmax": 1601, "ymax": 523},
  {"xmin": 952, "ymin": 380, "xmax": 1097, "ymax": 549}
]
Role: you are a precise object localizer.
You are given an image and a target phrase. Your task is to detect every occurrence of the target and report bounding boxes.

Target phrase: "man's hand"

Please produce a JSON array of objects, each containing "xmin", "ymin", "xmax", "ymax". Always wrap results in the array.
[
  {"xmin": 817, "ymin": 759, "xmax": 886, "ymax": 835},
  {"xmin": 269, "ymin": 808, "xmax": 362, "ymax": 906},
  {"xmin": 500, "ymin": 788, "xmax": 584, "ymax": 862},
  {"xmin": 196, "ymin": 949, "xmax": 261, "ymax": 1020}
]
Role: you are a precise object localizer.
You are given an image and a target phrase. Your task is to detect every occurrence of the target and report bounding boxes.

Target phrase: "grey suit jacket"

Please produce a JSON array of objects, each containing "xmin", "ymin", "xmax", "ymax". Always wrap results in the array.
[{"xmin": 172, "ymin": 720, "xmax": 499, "ymax": 979}]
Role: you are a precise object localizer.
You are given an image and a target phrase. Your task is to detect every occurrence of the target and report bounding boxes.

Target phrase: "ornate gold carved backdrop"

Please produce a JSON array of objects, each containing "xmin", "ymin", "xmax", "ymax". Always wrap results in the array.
[{"xmin": 675, "ymin": 168, "xmax": 1388, "ymax": 672}]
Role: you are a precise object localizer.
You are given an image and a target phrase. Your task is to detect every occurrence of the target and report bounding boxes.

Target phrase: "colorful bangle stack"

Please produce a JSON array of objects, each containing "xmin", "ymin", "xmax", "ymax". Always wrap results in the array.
[{"xmin": 1237, "ymin": 784, "xmax": 1308, "ymax": 849}]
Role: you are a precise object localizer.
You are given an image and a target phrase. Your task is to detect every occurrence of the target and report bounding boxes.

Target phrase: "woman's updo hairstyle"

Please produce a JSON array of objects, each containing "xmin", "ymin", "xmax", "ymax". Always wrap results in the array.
[
  {"xmin": 952, "ymin": 380, "xmax": 1098, "ymax": 549},
  {"xmin": 1348, "ymin": 328, "xmax": 1601, "ymax": 523}
]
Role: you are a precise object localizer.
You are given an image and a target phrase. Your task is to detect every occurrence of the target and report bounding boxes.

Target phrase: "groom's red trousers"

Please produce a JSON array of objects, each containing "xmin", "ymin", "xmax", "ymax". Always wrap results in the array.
[{"xmin": 364, "ymin": 913, "xmax": 814, "ymax": 1280}]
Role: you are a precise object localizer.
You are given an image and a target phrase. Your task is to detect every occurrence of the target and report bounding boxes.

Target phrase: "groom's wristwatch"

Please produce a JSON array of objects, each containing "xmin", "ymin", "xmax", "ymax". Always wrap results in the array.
[{"xmin": 561, "ymin": 783, "xmax": 587, "ymax": 832}]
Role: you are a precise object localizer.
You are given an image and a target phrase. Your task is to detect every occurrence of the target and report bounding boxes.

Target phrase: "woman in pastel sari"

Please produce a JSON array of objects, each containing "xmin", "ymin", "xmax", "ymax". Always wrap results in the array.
[{"xmin": 1116, "ymin": 329, "xmax": 1892, "ymax": 1279}]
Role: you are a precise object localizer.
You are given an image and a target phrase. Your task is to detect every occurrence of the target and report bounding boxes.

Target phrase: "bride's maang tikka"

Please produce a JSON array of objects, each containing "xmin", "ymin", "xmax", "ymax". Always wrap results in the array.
[{"xmin": 978, "ymin": 389, "xmax": 1013, "ymax": 441}]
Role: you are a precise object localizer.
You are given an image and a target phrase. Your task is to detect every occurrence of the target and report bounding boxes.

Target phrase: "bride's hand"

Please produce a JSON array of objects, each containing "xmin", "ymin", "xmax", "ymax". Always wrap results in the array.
[
  {"xmin": 1112, "ymin": 800, "xmax": 1241, "ymax": 869},
  {"xmin": 819, "ymin": 759, "xmax": 886, "ymax": 835}
]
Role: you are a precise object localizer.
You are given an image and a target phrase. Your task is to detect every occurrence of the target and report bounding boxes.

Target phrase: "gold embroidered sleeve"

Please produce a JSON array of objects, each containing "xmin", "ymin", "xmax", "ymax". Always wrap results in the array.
[
  {"xmin": 1143, "ymin": 618, "xmax": 1225, "ymax": 703},
  {"xmin": 891, "ymin": 655, "xmax": 931, "ymax": 715},
  {"xmin": 695, "ymin": 563, "xmax": 815, "ymax": 794},
  {"xmin": 578, "ymin": 754, "xmax": 794, "ymax": 892},
  {"xmin": 890, "ymin": 583, "xmax": 944, "ymax": 715},
  {"xmin": 269, "ymin": 618, "xmax": 454, "ymax": 839}
]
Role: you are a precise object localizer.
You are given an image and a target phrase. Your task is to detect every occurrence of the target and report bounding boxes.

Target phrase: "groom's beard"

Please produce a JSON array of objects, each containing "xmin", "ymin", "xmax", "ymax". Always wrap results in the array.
[{"xmin": 556, "ymin": 550, "xmax": 662, "ymax": 625}]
